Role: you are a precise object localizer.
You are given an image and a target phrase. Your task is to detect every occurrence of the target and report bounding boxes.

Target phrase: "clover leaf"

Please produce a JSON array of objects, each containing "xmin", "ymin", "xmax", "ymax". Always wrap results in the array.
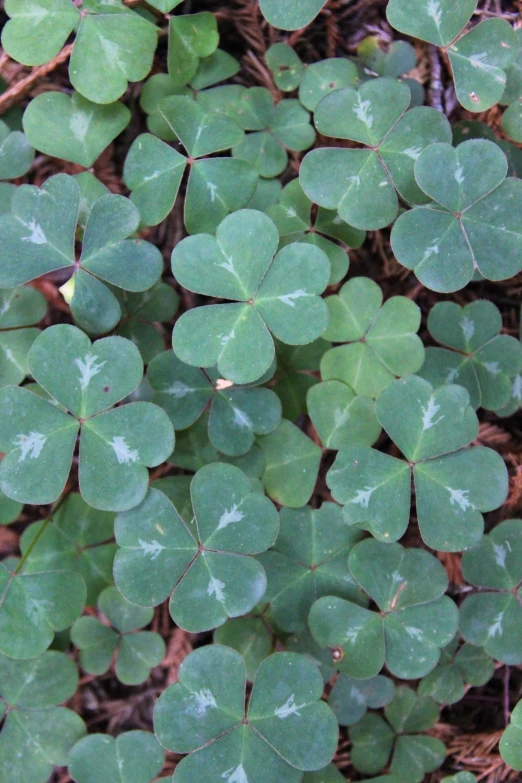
[
  {"xmin": 266, "ymin": 178, "xmax": 365, "ymax": 284},
  {"xmin": 258, "ymin": 503, "xmax": 365, "ymax": 633},
  {"xmin": 172, "ymin": 210, "xmax": 330, "ymax": 384},
  {"xmin": 20, "ymin": 493, "xmax": 115, "ymax": 604},
  {"xmin": 266, "ymin": 44, "xmax": 304, "ymax": 92},
  {"xmin": 418, "ymin": 300, "xmax": 522, "ymax": 410},
  {"xmin": 0, "ymin": 489, "xmax": 22, "ymax": 524},
  {"xmin": 0, "ymin": 558, "xmax": 86, "ymax": 659},
  {"xmin": 0, "ymin": 285, "xmax": 46, "ymax": 388},
  {"xmin": 168, "ymin": 12, "xmax": 219, "ymax": 86},
  {"xmin": 233, "ymin": 93, "xmax": 316, "ymax": 178},
  {"xmin": 0, "ymin": 173, "xmax": 164, "ymax": 335},
  {"xmin": 273, "ymin": 338, "xmax": 330, "ymax": 420},
  {"xmin": 258, "ymin": 419, "xmax": 322, "ymax": 507},
  {"xmin": 500, "ymin": 699, "xmax": 522, "ymax": 771},
  {"xmin": 501, "ymin": 29, "xmax": 522, "ymax": 106},
  {"xmin": 154, "ymin": 646, "xmax": 338, "ymax": 781},
  {"xmin": 148, "ymin": 351, "xmax": 281, "ymax": 456},
  {"xmin": 114, "ymin": 282, "xmax": 179, "ymax": 365},
  {"xmin": 418, "ymin": 634, "xmax": 494, "ymax": 705},
  {"xmin": 357, "ymin": 37, "xmax": 417, "ymax": 79},
  {"xmin": 191, "ymin": 49, "xmax": 240, "ymax": 91},
  {"xmin": 3, "ymin": 0, "xmax": 158, "ymax": 105},
  {"xmin": 328, "ymin": 375, "xmax": 508, "ymax": 550},
  {"xmin": 329, "ymin": 674, "xmax": 395, "ymax": 727},
  {"xmin": 303, "ymin": 767, "xmax": 345, "ymax": 783},
  {"xmin": 0, "ymin": 325, "xmax": 174, "ymax": 509},
  {"xmin": 301, "ymin": 78, "xmax": 452, "ymax": 229},
  {"xmin": 68, "ymin": 731, "xmax": 165, "ymax": 783},
  {"xmin": 23, "ymin": 91, "xmax": 131, "ymax": 168},
  {"xmin": 259, "ymin": 0, "xmax": 328, "ymax": 30},
  {"xmin": 309, "ymin": 538, "xmax": 458, "ymax": 679},
  {"xmin": 0, "ymin": 651, "xmax": 86, "ymax": 783},
  {"xmin": 124, "ymin": 96, "xmax": 258, "ymax": 232},
  {"xmin": 320, "ymin": 277, "xmax": 425, "ymax": 398},
  {"xmin": 114, "ymin": 463, "xmax": 278, "ymax": 632},
  {"xmin": 442, "ymin": 775, "xmax": 477, "ymax": 783},
  {"xmin": 391, "ymin": 139, "xmax": 522, "ymax": 292},
  {"xmin": 214, "ymin": 617, "xmax": 273, "ymax": 680},
  {"xmin": 459, "ymin": 519, "xmax": 522, "ymax": 664},
  {"xmin": 307, "ymin": 380, "xmax": 381, "ymax": 450},
  {"xmin": 349, "ymin": 686, "xmax": 446, "ymax": 782},
  {"xmin": 0, "ymin": 119, "xmax": 34, "ymax": 179},
  {"xmin": 71, "ymin": 586, "xmax": 165, "ymax": 685},
  {"xmin": 298, "ymin": 58, "xmax": 359, "ymax": 112}
]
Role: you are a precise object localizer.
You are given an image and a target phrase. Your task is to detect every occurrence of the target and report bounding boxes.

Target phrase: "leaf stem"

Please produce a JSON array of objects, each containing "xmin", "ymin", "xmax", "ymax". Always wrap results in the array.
[{"xmin": 14, "ymin": 491, "xmax": 70, "ymax": 575}]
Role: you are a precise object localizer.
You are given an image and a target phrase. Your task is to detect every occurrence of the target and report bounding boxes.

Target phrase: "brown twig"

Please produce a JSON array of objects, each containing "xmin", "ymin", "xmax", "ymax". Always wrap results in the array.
[{"xmin": 0, "ymin": 44, "xmax": 74, "ymax": 114}]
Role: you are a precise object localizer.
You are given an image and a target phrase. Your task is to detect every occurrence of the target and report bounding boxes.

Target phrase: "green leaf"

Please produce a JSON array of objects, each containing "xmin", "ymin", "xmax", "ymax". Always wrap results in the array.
[
  {"xmin": 386, "ymin": 0, "xmax": 477, "ymax": 47},
  {"xmin": 0, "ymin": 120, "xmax": 34, "ymax": 179},
  {"xmin": 214, "ymin": 617, "xmax": 273, "ymax": 681},
  {"xmin": 309, "ymin": 539, "xmax": 458, "ymax": 679},
  {"xmin": 258, "ymin": 419, "xmax": 322, "ymax": 507},
  {"xmin": 159, "ymin": 95, "xmax": 244, "ymax": 158},
  {"xmin": 329, "ymin": 674, "xmax": 395, "ymax": 726},
  {"xmin": 68, "ymin": 731, "xmax": 165, "ymax": 783},
  {"xmin": 442, "ymin": 774, "xmax": 477, "ymax": 783},
  {"xmin": 419, "ymin": 636, "xmax": 494, "ymax": 705},
  {"xmin": 190, "ymin": 49, "xmax": 240, "ymax": 91},
  {"xmin": 500, "ymin": 700, "xmax": 522, "ymax": 771},
  {"xmin": 303, "ymin": 767, "xmax": 345, "ymax": 783},
  {"xmin": 391, "ymin": 140, "xmax": 522, "ymax": 291},
  {"xmin": 299, "ymin": 58, "xmax": 359, "ymax": 112},
  {"xmin": 307, "ymin": 380, "xmax": 381, "ymax": 450},
  {"xmin": 114, "ymin": 463, "xmax": 278, "ymax": 632},
  {"xmin": 172, "ymin": 210, "xmax": 330, "ymax": 384},
  {"xmin": 418, "ymin": 300, "xmax": 522, "ymax": 409},
  {"xmin": 23, "ymin": 91, "xmax": 130, "ymax": 167},
  {"xmin": 0, "ymin": 327, "xmax": 41, "ymax": 388},
  {"xmin": 266, "ymin": 44, "xmax": 304, "ymax": 92},
  {"xmin": 503, "ymin": 98, "xmax": 522, "ymax": 142},
  {"xmin": 501, "ymin": 28, "xmax": 522, "ymax": 104},
  {"xmin": 321, "ymin": 277, "xmax": 424, "ymax": 397},
  {"xmin": 2, "ymin": 0, "xmax": 80, "ymax": 66},
  {"xmin": 168, "ymin": 13, "xmax": 219, "ymax": 87},
  {"xmin": 140, "ymin": 75, "xmax": 191, "ymax": 141},
  {"xmin": 155, "ymin": 646, "xmax": 338, "ymax": 778},
  {"xmin": 273, "ymin": 338, "xmax": 330, "ymax": 420},
  {"xmin": 258, "ymin": 503, "xmax": 365, "ymax": 632},
  {"xmin": 460, "ymin": 519, "xmax": 522, "ymax": 664},
  {"xmin": 448, "ymin": 19, "xmax": 518, "ymax": 112},
  {"xmin": 0, "ymin": 560, "xmax": 86, "ymax": 659},
  {"xmin": 0, "ymin": 490, "xmax": 22, "ymax": 524},
  {"xmin": 20, "ymin": 493, "xmax": 115, "ymax": 604},
  {"xmin": 69, "ymin": 4, "xmax": 158, "ymax": 104},
  {"xmin": 259, "ymin": 0, "xmax": 328, "ymax": 30},
  {"xmin": 358, "ymin": 37, "xmax": 417, "ymax": 78}
]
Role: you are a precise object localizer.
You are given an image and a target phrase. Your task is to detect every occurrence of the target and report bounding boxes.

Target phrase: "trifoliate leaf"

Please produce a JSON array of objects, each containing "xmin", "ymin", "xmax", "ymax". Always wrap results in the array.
[
  {"xmin": 391, "ymin": 139, "xmax": 522, "ymax": 291},
  {"xmin": 259, "ymin": 0, "xmax": 328, "ymax": 30},
  {"xmin": 258, "ymin": 503, "xmax": 365, "ymax": 632},
  {"xmin": 418, "ymin": 635, "xmax": 494, "ymax": 705},
  {"xmin": 418, "ymin": 300, "xmax": 522, "ymax": 409},
  {"xmin": 321, "ymin": 277, "xmax": 424, "ymax": 397},
  {"xmin": 154, "ymin": 646, "xmax": 338, "ymax": 780},
  {"xmin": 460, "ymin": 519, "xmax": 522, "ymax": 664},
  {"xmin": 309, "ymin": 539, "xmax": 458, "ymax": 679},
  {"xmin": 114, "ymin": 464, "xmax": 278, "ymax": 632},
  {"xmin": 168, "ymin": 13, "xmax": 219, "ymax": 87},
  {"xmin": 258, "ymin": 419, "xmax": 322, "ymax": 507},
  {"xmin": 23, "ymin": 91, "xmax": 130, "ymax": 167},
  {"xmin": 0, "ymin": 120, "xmax": 34, "ymax": 179},
  {"xmin": 68, "ymin": 731, "xmax": 165, "ymax": 783},
  {"xmin": 140, "ymin": 75, "xmax": 191, "ymax": 141},
  {"xmin": 386, "ymin": 0, "xmax": 477, "ymax": 48}
]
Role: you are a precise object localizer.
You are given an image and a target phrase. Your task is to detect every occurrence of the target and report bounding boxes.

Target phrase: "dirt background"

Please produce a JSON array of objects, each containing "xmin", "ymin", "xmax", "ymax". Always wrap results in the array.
[{"xmin": 1, "ymin": 0, "xmax": 522, "ymax": 780}]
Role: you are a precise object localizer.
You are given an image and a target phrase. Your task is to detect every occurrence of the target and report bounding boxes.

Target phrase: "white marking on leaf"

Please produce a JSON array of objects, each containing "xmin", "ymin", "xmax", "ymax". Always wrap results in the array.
[
  {"xmin": 99, "ymin": 35, "xmax": 121, "ymax": 63},
  {"xmin": 351, "ymin": 686, "xmax": 366, "ymax": 706},
  {"xmin": 403, "ymin": 146, "xmax": 423, "ymax": 160},
  {"xmin": 222, "ymin": 766, "xmax": 249, "ymax": 783},
  {"xmin": 483, "ymin": 361, "xmax": 501, "ymax": 376},
  {"xmin": 278, "ymin": 289, "xmax": 308, "ymax": 308},
  {"xmin": 351, "ymin": 486, "xmax": 376, "ymax": 508},
  {"xmin": 405, "ymin": 626, "xmax": 423, "ymax": 640},
  {"xmin": 75, "ymin": 353, "xmax": 107, "ymax": 390},
  {"xmin": 21, "ymin": 220, "xmax": 47, "ymax": 245},
  {"xmin": 193, "ymin": 688, "xmax": 217, "ymax": 714},
  {"xmin": 207, "ymin": 182, "xmax": 218, "ymax": 202},
  {"xmin": 275, "ymin": 693, "xmax": 304, "ymax": 719},
  {"xmin": 488, "ymin": 612, "xmax": 504, "ymax": 638},
  {"xmin": 15, "ymin": 432, "xmax": 46, "ymax": 461},
  {"xmin": 334, "ymin": 407, "xmax": 350, "ymax": 428},
  {"xmin": 166, "ymin": 381, "xmax": 195, "ymax": 398},
  {"xmin": 207, "ymin": 576, "xmax": 226, "ymax": 602},
  {"xmin": 493, "ymin": 544, "xmax": 508, "ymax": 568},
  {"xmin": 0, "ymin": 295, "xmax": 12, "ymax": 316},
  {"xmin": 422, "ymin": 243, "xmax": 439, "ymax": 261},
  {"xmin": 391, "ymin": 570, "xmax": 403, "ymax": 584},
  {"xmin": 445, "ymin": 366, "xmax": 459, "ymax": 384},
  {"xmin": 469, "ymin": 52, "xmax": 491, "ymax": 69},
  {"xmin": 454, "ymin": 166, "xmax": 465, "ymax": 185},
  {"xmin": 3, "ymin": 347, "xmax": 23, "ymax": 373},
  {"xmin": 138, "ymin": 538, "xmax": 165, "ymax": 561},
  {"xmin": 285, "ymin": 207, "xmax": 297, "ymax": 218},
  {"xmin": 421, "ymin": 398, "xmax": 444, "ymax": 430},
  {"xmin": 347, "ymin": 174, "xmax": 361, "ymax": 188},
  {"xmin": 218, "ymin": 329, "xmax": 235, "ymax": 347},
  {"xmin": 232, "ymin": 407, "xmax": 252, "ymax": 429},
  {"xmin": 353, "ymin": 95, "xmax": 373, "ymax": 128},
  {"xmin": 25, "ymin": 597, "xmax": 54, "ymax": 622},
  {"xmin": 427, "ymin": 0, "xmax": 442, "ymax": 27},
  {"xmin": 109, "ymin": 436, "xmax": 139, "ymax": 465},
  {"xmin": 217, "ymin": 255, "xmax": 241, "ymax": 283},
  {"xmin": 217, "ymin": 503, "xmax": 244, "ymax": 531},
  {"xmin": 460, "ymin": 316, "xmax": 475, "ymax": 342},
  {"xmin": 333, "ymin": 215, "xmax": 343, "ymax": 225},
  {"xmin": 446, "ymin": 487, "xmax": 474, "ymax": 512},
  {"xmin": 344, "ymin": 626, "xmax": 363, "ymax": 644},
  {"xmin": 512, "ymin": 375, "xmax": 522, "ymax": 401},
  {"xmin": 70, "ymin": 111, "xmax": 91, "ymax": 141}
]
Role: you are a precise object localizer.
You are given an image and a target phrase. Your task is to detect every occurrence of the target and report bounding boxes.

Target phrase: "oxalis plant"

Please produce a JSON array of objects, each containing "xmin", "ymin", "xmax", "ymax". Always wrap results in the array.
[{"xmin": 0, "ymin": 0, "xmax": 522, "ymax": 781}]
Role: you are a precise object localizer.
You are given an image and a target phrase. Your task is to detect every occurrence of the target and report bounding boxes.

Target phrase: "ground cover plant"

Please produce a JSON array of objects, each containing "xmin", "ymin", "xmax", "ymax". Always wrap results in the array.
[{"xmin": 0, "ymin": 0, "xmax": 521, "ymax": 781}]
